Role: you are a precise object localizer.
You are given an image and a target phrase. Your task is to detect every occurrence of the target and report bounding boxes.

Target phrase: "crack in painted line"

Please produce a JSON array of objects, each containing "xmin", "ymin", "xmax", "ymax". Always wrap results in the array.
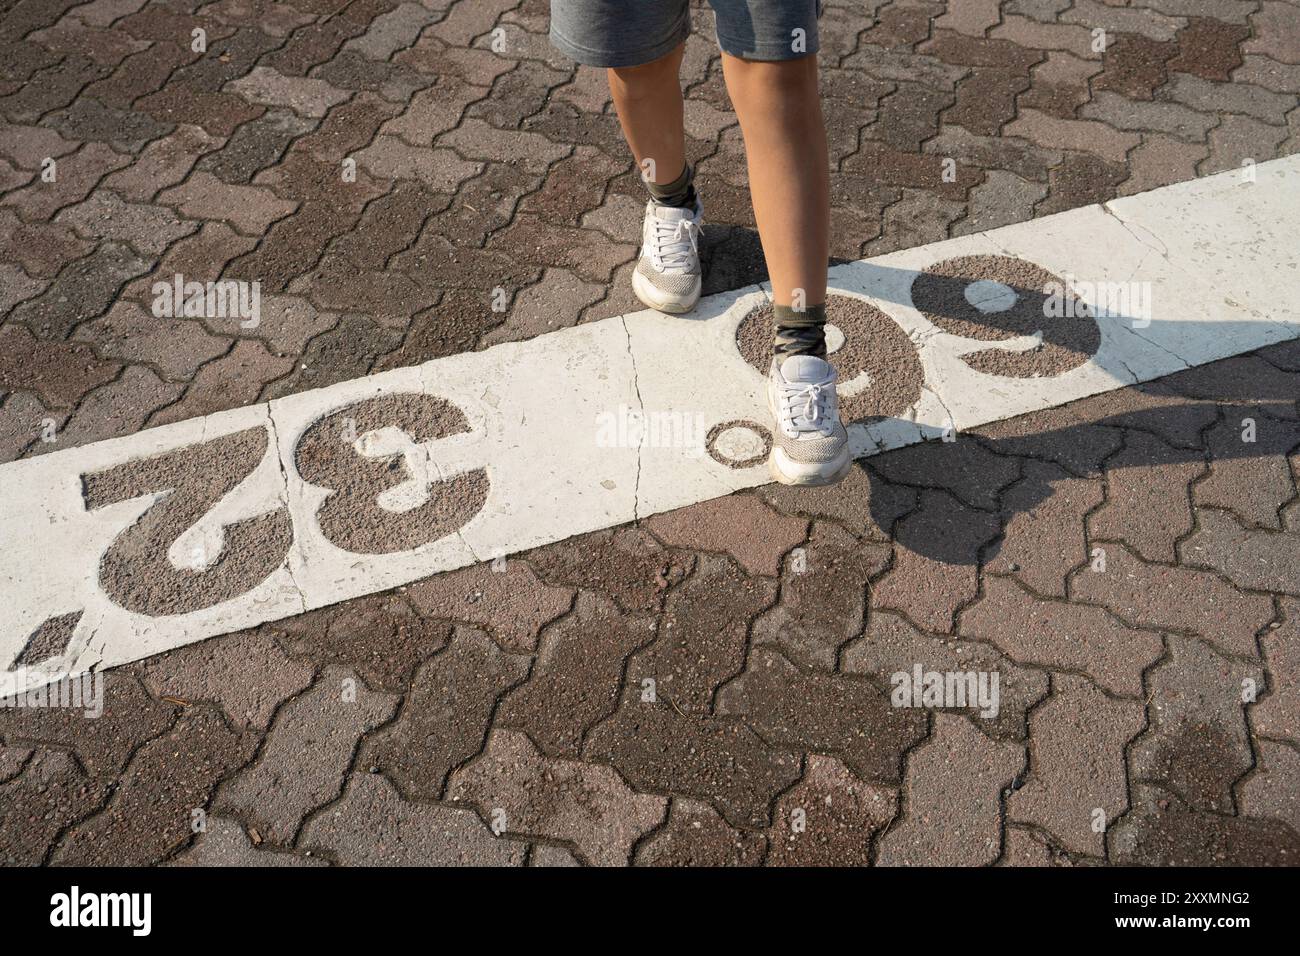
[{"xmin": 621, "ymin": 314, "xmax": 646, "ymax": 523}]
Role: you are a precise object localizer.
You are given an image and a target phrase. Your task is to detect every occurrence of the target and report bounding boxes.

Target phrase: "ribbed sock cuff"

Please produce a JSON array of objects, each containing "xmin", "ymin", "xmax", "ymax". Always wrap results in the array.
[
  {"xmin": 646, "ymin": 160, "xmax": 696, "ymax": 209},
  {"xmin": 773, "ymin": 303, "xmax": 827, "ymax": 358}
]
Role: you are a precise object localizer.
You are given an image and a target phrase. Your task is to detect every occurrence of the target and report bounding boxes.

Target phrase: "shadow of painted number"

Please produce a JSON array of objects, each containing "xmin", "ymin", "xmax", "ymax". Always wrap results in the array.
[
  {"xmin": 294, "ymin": 393, "xmax": 489, "ymax": 555},
  {"xmin": 81, "ymin": 427, "xmax": 293, "ymax": 617}
]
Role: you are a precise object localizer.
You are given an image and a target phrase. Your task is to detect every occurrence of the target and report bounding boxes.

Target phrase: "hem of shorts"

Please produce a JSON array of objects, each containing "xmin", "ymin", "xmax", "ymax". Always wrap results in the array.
[
  {"xmin": 549, "ymin": 23, "xmax": 690, "ymax": 68},
  {"xmin": 716, "ymin": 33, "xmax": 820, "ymax": 61}
]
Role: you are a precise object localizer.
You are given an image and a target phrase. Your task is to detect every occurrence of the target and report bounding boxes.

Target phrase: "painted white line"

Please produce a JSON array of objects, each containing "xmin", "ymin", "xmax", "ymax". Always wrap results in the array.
[{"xmin": 2, "ymin": 157, "xmax": 1297, "ymax": 692}]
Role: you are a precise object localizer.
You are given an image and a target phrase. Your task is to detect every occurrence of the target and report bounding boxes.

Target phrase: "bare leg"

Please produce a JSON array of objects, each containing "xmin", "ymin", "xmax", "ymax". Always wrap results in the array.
[
  {"xmin": 718, "ymin": 51, "xmax": 829, "ymax": 310},
  {"xmin": 606, "ymin": 43, "xmax": 687, "ymax": 186}
]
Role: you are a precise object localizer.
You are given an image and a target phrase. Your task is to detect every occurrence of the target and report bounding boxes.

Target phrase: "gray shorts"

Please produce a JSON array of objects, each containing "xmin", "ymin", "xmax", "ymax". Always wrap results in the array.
[{"xmin": 550, "ymin": 0, "xmax": 823, "ymax": 67}]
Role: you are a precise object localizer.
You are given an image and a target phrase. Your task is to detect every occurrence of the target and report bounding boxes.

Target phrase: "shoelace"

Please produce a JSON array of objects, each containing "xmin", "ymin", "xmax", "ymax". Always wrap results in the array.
[
  {"xmin": 780, "ymin": 379, "xmax": 834, "ymax": 433},
  {"xmin": 651, "ymin": 214, "xmax": 700, "ymax": 272}
]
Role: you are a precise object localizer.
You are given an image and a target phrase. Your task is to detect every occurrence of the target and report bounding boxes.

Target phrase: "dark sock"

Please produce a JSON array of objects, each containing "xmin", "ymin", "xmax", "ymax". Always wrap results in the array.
[
  {"xmin": 646, "ymin": 160, "xmax": 697, "ymax": 209},
  {"xmin": 774, "ymin": 303, "xmax": 827, "ymax": 359}
]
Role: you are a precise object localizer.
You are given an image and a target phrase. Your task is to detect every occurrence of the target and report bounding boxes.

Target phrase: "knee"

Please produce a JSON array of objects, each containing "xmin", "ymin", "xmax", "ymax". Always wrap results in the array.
[
  {"xmin": 608, "ymin": 47, "xmax": 683, "ymax": 94},
  {"xmin": 727, "ymin": 55, "xmax": 817, "ymax": 97}
]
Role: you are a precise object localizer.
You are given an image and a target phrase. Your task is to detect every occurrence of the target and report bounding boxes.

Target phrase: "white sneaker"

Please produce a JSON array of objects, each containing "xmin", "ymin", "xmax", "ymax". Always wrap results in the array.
[
  {"xmin": 766, "ymin": 354, "xmax": 851, "ymax": 486},
  {"xmin": 631, "ymin": 198, "xmax": 703, "ymax": 314}
]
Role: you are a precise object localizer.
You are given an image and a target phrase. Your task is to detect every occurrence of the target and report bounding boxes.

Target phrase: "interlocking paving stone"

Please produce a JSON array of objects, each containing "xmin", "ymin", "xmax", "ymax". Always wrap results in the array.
[
  {"xmin": 871, "ymin": 437, "xmax": 1021, "ymax": 511},
  {"xmin": 448, "ymin": 729, "xmax": 666, "ymax": 866},
  {"xmin": 479, "ymin": 266, "xmax": 606, "ymax": 345},
  {"xmin": 0, "ymin": 393, "xmax": 63, "ymax": 463},
  {"xmin": 168, "ymin": 816, "xmax": 326, "ymax": 867},
  {"xmin": 1180, "ymin": 508, "xmax": 1300, "ymax": 595},
  {"xmin": 586, "ymin": 692, "xmax": 801, "ymax": 830},
  {"xmin": 226, "ymin": 66, "xmax": 351, "ymax": 119},
  {"xmin": 1068, "ymin": 543, "xmax": 1272, "ymax": 659},
  {"xmin": 876, "ymin": 714, "xmax": 1025, "ymax": 866},
  {"xmin": 0, "ymin": 212, "xmax": 94, "ymax": 280},
  {"xmin": 643, "ymin": 494, "xmax": 806, "ymax": 577},
  {"xmin": 1003, "ymin": 109, "xmax": 1142, "ymax": 163},
  {"xmin": 750, "ymin": 521, "xmax": 890, "ymax": 669},
  {"xmin": 0, "ymin": 122, "xmax": 78, "ymax": 169},
  {"xmin": 933, "ymin": 0, "xmax": 1001, "ymax": 37},
  {"xmin": 198, "ymin": 109, "xmax": 317, "ymax": 185},
  {"xmin": 405, "ymin": 558, "xmax": 574, "ymax": 654},
  {"xmin": 147, "ymin": 339, "xmax": 293, "ymax": 426},
  {"xmin": 766, "ymin": 755, "xmax": 898, "ymax": 867},
  {"xmin": 1234, "ymin": 54, "xmax": 1300, "ymax": 94},
  {"xmin": 39, "ymin": 364, "xmax": 183, "ymax": 452},
  {"xmin": 9, "ymin": 241, "xmax": 151, "ymax": 340},
  {"xmin": 526, "ymin": 527, "xmax": 694, "ymax": 615},
  {"xmin": 756, "ymin": 464, "xmax": 917, "ymax": 544},
  {"xmin": 42, "ymin": 97, "xmax": 173, "ymax": 153},
  {"xmin": 1088, "ymin": 430, "xmax": 1202, "ymax": 563},
  {"xmin": 955, "ymin": 168, "xmax": 1047, "ymax": 233},
  {"xmin": 0, "ymin": 325, "xmax": 121, "ymax": 409},
  {"xmin": 156, "ymin": 172, "xmax": 299, "ymax": 236},
  {"xmin": 494, "ymin": 590, "xmax": 652, "ymax": 758},
  {"xmin": 1063, "ymin": 0, "xmax": 1186, "ymax": 42},
  {"xmin": 52, "ymin": 707, "xmax": 257, "ymax": 866},
  {"xmin": 873, "ymin": 490, "xmax": 1002, "ymax": 634},
  {"xmin": 1252, "ymin": 598, "xmax": 1300, "ymax": 744},
  {"xmin": 1202, "ymin": 113, "xmax": 1291, "ymax": 175},
  {"xmin": 300, "ymin": 772, "xmax": 526, "ymax": 866},
  {"xmin": 999, "ymin": 825, "xmax": 1063, "ymax": 866},
  {"xmin": 991, "ymin": 459, "xmax": 1104, "ymax": 597},
  {"xmin": 1121, "ymin": 132, "xmax": 1209, "ymax": 194},
  {"xmin": 1195, "ymin": 414, "xmax": 1300, "ymax": 529},
  {"xmin": 842, "ymin": 608, "xmax": 1049, "ymax": 742},
  {"xmin": 529, "ymin": 845, "xmax": 581, "ymax": 866},
  {"xmin": 627, "ymin": 554, "xmax": 776, "ymax": 711},
  {"xmin": 1079, "ymin": 89, "xmax": 1217, "ymax": 141},
  {"xmin": 135, "ymin": 628, "xmax": 315, "ymax": 731},
  {"xmin": 1243, "ymin": 2, "xmax": 1300, "ymax": 64},
  {"xmin": 101, "ymin": 124, "xmax": 224, "ymax": 202},
  {"xmin": 1007, "ymin": 674, "xmax": 1146, "ymax": 855},
  {"xmin": 362, "ymin": 626, "xmax": 529, "ymax": 798},
  {"xmin": 344, "ymin": 3, "xmax": 436, "ymax": 62},
  {"xmin": 118, "ymin": 221, "xmax": 258, "ymax": 302},
  {"xmin": 1167, "ymin": 16, "xmax": 1250, "ymax": 81},
  {"xmin": 718, "ymin": 645, "xmax": 929, "ymax": 784},
  {"xmin": 1022, "ymin": 51, "xmax": 1103, "ymax": 118},
  {"xmin": 633, "ymin": 797, "xmax": 766, "ymax": 867},
  {"xmin": 1111, "ymin": 782, "xmax": 1300, "ymax": 865},
  {"xmin": 1237, "ymin": 740, "xmax": 1300, "ymax": 835},
  {"xmin": 1163, "ymin": 73, "xmax": 1297, "ymax": 126},
  {"xmin": 1160, "ymin": 354, "xmax": 1300, "ymax": 421},
  {"xmin": 56, "ymin": 189, "xmax": 199, "ymax": 257},
  {"xmin": 1128, "ymin": 635, "xmax": 1263, "ymax": 813},
  {"xmin": 272, "ymin": 594, "xmax": 451, "ymax": 693},
  {"xmin": 962, "ymin": 577, "xmax": 1163, "ymax": 698},
  {"xmin": 3, "ymin": 142, "xmax": 131, "ymax": 224},
  {"xmin": 215, "ymin": 667, "xmax": 399, "ymax": 844},
  {"xmin": 0, "ymin": 749, "xmax": 104, "ymax": 866}
]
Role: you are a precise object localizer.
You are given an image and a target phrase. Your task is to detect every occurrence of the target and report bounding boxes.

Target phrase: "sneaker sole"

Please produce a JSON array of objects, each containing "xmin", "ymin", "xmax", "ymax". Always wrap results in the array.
[
  {"xmin": 767, "ymin": 446, "xmax": 853, "ymax": 486},
  {"xmin": 632, "ymin": 268, "xmax": 701, "ymax": 315}
]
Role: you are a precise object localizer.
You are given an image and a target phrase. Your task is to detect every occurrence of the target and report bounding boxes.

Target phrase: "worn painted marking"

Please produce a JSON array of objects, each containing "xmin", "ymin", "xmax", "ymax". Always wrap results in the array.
[{"xmin": 2, "ymin": 157, "xmax": 1297, "ymax": 692}]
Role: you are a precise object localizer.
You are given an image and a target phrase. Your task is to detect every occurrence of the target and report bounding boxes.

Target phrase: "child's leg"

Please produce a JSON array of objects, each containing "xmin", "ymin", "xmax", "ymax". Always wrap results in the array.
[
  {"xmin": 607, "ymin": 45, "xmax": 688, "ymax": 193},
  {"xmin": 720, "ymin": 50, "xmax": 830, "ymax": 355},
  {"xmin": 549, "ymin": 0, "xmax": 702, "ymax": 313},
  {"xmin": 708, "ymin": 1, "xmax": 846, "ymax": 485}
]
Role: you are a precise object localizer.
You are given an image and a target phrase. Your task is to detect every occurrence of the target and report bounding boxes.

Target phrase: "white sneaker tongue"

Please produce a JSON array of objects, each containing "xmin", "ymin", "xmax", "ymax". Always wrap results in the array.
[{"xmin": 781, "ymin": 354, "xmax": 831, "ymax": 383}]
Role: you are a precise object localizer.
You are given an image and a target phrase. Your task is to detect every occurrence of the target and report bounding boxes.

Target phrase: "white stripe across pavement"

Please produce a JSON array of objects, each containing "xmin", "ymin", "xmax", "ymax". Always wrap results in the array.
[{"xmin": 2, "ymin": 156, "xmax": 1297, "ymax": 693}]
